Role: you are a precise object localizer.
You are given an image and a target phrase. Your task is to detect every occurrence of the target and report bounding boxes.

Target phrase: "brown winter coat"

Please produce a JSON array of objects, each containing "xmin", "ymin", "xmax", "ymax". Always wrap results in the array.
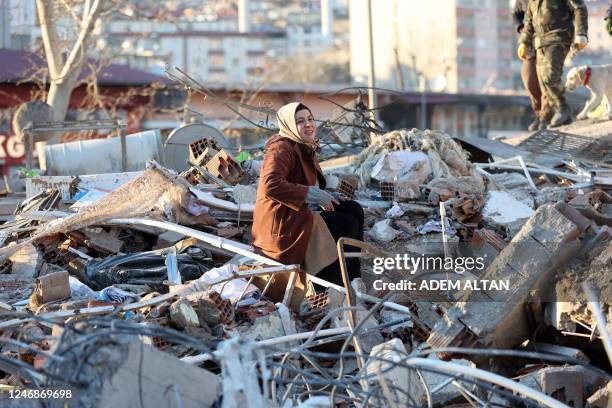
[{"xmin": 251, "ymin": 134, "xmax": 326, "ymax": 265}]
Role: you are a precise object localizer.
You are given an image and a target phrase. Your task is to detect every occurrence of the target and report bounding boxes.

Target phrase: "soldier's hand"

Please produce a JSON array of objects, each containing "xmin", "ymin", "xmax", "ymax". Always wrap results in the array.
[
  {"xmin": 517, "ymin": 43, "xmax": 528, "ymax": 60},
  {"xmin": 574, "ymin": 35, "xmax": 588, "ymax": 50}
]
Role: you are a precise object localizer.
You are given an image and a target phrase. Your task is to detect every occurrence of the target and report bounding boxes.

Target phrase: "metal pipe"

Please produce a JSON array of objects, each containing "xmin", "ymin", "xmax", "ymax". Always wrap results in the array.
[
  {"xmin": 181, "ymin": 327, "xmax": 352, "ymax": 364},
  {"xmin": 476, "ymin": 163, "xmax": 587, "ymax": 182},
  {"xmin": 189, "ymin": 188, "xmax": 255, "ymax": 213},
  {"xmin": 336, "ymin": 238, "xmax": 365, "ymax": 371},
  {"xmin": 108, "ymin": 217, "xmax": 279, "ymax": 266}
]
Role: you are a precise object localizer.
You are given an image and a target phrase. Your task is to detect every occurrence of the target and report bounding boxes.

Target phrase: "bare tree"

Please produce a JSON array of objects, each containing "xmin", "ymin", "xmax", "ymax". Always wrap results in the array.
[{"xmin": 35, "ymin": 0, "xmax": 111, "ymax": 127}]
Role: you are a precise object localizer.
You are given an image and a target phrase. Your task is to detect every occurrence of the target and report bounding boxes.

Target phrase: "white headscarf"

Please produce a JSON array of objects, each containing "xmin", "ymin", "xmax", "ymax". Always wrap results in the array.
[{"xmin": 276, "ymin": 102, "xmax": 317, "ymax": 150}]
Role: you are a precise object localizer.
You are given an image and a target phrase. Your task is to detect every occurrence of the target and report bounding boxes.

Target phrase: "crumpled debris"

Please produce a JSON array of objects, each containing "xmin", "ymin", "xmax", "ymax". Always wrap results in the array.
[
  {"xmin": 200, "ymin": 264, "xmax": 261, "ymax": 306},
  {"xmin": 483, "ymin": 191, "xmax": 534, "ymax": 225},
  {"xmin": 416, "ymin": 219, "xmax": 457, "ymax": 235},
  {"xmin": 368, "ymin": 219, "xmax": 402, "ymax": 242},
  {"xmin": 98, "ymin": 286, "xmax": 140, "ymax": 303},
  {"xmin": 385, "ymin": 203, "xmax": 405, "ymax": 218},
  {"xmin": 353, "ymin": 128, "xmax": 474, "ymax": 189}
]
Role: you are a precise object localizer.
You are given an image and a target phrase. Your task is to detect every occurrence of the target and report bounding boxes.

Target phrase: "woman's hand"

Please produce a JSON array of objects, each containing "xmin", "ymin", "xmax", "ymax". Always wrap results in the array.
[
  {"xmin": 306, "ymin": 186, "xmax": 338, "ymax": 209},
  {"xmin": 321, "ymin": 202, "xmax": 335, "ymax": 211}
]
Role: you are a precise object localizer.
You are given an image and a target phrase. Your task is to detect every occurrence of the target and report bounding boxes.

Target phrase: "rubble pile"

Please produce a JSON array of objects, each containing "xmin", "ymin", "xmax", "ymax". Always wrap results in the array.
[{"xmin": 0, "ymin": 127, "xmax": 609, "ymax": 407}]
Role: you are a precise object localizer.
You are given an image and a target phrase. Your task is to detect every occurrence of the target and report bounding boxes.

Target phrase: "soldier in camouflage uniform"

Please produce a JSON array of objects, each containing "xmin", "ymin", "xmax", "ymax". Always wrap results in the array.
[
  {"xmin": 519, "ymin": 0, "xmax": 588, "ymax": 129},
  {"xmin": 514, "ymin": 0, "xmax": 545, "ymax": 131}
]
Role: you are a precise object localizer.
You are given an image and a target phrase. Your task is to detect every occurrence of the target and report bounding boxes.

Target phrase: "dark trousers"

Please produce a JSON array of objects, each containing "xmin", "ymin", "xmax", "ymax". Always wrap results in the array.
[
  {"xmin": 521, "ymin": 56, "xmax": 545, "ymax": 118},
  {"xmin": 317, "ymin": 200, "xmax": 364, "ymax": 286}
]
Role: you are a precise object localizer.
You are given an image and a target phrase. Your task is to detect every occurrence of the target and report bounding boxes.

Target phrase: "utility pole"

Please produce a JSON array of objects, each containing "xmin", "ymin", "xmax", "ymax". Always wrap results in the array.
[
  {"xmin": 420, "ymin": 74, "xmax": 427, "ymax": 130},
  {"xmin": 366, "ymin": 0, "xmax": 378, "ymax": 123}
]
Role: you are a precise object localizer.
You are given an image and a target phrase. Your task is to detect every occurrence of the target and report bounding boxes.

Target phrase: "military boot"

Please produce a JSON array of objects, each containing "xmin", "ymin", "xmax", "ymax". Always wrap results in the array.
[
  {"xmin": 538, "ymin": 117, "xmax": 550, "ymax": 130},
  {"xmin": 527, "ymin": 117, "xmax": 540, "ymax": 132},
  {"xmin": 548, "ymin": 106, "xmax": 572, "ymax": 128}
]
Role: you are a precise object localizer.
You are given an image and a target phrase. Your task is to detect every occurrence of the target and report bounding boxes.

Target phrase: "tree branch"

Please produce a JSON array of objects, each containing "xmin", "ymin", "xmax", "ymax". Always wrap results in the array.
[
  {"xmin": 56, "ymin": 0, "xmax": 103, "ymax": 84},
  {"xmin": 35, "ymin": 0, "xmax": 62, "ymax": 79},
  {"xmin": 57, "ymin": 0, "xmax": 81, "ymax": 25}
]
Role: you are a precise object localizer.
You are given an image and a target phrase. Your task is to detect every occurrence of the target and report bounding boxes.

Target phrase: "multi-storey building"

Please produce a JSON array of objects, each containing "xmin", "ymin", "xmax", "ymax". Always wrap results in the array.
[
  {"xmin": 350, "ymin": 0, "xmax": 513, "ymax": 93},
  {"xmin": 1, "ymin": 0, "xmax": 36, "ymax": 49},
  {"xmin": 103, "ymin": 19, "xmax": 287, "ymax": 83}
]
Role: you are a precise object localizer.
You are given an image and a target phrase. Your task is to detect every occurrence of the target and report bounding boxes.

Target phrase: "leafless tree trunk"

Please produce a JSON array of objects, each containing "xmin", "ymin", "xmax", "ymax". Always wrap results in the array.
[{"xmin": 36, "ymin": 0, "xmax": 104, "ymax": 129}]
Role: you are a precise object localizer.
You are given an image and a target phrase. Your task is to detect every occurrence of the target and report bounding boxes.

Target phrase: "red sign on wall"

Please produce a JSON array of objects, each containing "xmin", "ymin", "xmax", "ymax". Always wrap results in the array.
[{"xmin": 0, "ymin": 134, "xmax": 25, "ymax": 165}]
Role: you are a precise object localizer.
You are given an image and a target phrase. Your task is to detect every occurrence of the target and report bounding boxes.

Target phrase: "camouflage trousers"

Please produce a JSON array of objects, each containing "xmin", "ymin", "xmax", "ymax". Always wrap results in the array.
[{"xmin": 536, "ymin": 43, "xmax": 570, "ymax": 118}]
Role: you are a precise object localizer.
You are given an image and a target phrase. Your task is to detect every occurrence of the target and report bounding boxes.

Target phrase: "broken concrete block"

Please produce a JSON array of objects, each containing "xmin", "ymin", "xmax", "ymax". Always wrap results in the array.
[
  {"xmin": 154, "ymin": 230, "xmax": 186, "ymax": 249},
  {"xmin": 8, "ymin": 243, "xmax": 41, "ymax": 278},
  {"xmin": 330, "ymin": 283, "xmax": 384, "ymax": 354},
  {"xmin": 483, "ymin": 190, "xmax": 534, "ymax": 226},
  {"xmin": 169, "ymin": 299, "xmax": 200, "ymax": 329},
  {"xmin": 365, "ymin": 338, "xmax": 425, "ymax": 406},
  {"xmin": 379, "ymin": 181, "xmax": 395, "ymax": 201},
  {"xmin": 241, "ymin": 311, "xmax": 286, "ymax": 341},
  {"xmin": 204, "ymin": 148, "xmax": 244, "ymax": 185},
  {"xmin": 428, "ymin": 203, "xmax": 589, "ymax": 355},
  {"xmin": 586, "ymin": 381, "xmax": 612, "ymax": 408},
  {"xmin": 420, "ymin": 354, "xmax": 474, "ymax": 406},
  {"xmin": 489, "ymin": 172, "xmax": 531, "ymax": 190},
  {"xmin": 535, "ymin": 187, "xmax": 569, "ymax": 207},
  {"xmin": 100, "ymin": 341, "xmax": 220, "ymax": 408},
  {"xmin": 81, "ymin": 227, "xmax": 124, "ymax": 253},
  {"xmin": 189, "ymin": 137, "xmax": 219, "ymax": 163},
  {"xmin": 517, "ymin": 365, "xmax": 604, "ymax": 408},
  {"xmin": 232, "ymin": 184, "xmax": 257, "ymax": 205},
  {"xmin": 448, "ymin": 194, "xmax": 485, "ymax": 223},
  {"xmin": 371, "ymin": 151, "xmax": 431, "ymax": 184},
  {"xmin": 37, "ymin": 271, "xmax": 70, "ymax": 302},
  {"xmin": 186, "ymin": 290, "xmax": 234, "ymax": 326},
  {"xmin": 336, "ymin": 176, "xmax": 358, "ymax": 200}
]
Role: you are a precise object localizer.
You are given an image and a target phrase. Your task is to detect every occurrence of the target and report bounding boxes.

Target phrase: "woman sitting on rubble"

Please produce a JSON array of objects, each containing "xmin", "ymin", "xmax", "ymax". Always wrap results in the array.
[{"xmin": 251, "ymin": 102, "xmax": 364, "ymax": 287}]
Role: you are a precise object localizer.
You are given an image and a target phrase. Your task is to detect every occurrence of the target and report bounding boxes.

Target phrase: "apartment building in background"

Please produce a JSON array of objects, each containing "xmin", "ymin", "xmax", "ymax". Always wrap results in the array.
[
  {"xmin": 1, "ymin": 0, "xmax": 344, "ymax": 85},
  {"xmin": 350, "ymin": 0, "xmax": 513, "ymax": 93}
]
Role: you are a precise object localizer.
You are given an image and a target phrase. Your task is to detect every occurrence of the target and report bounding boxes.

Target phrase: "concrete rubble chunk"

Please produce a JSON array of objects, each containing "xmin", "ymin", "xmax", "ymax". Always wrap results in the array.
[
  {"xmin": 2, "ymin": 114, "xmax": 611, "ymax": 408},
  {"xmin": 330, "ymin": 282, "xmax": 384, "ymax": 354},
  {"xmin": 169, "ymin": 299, "xmax": 200, "ymax": 329},
  {"xmin": 154, "ymin": 230, "xmax": 187, "ymax": 249},
  {"xmin": 186, "ymin": 290, "xmax": 228, "ymax": 326},
  {"xmin": 81, "ymin": 227, "xmax": 124, "ymax": 253},
  {"xmin": 428, "ymin": 203, "xmax": 588, "ymax": 353},
  {"xmin": 8, "ymin": 243, "xmax": 42, "ymax": 278},
  {"xmin": 517, "ymin": 365, "xmax": 605, "ymax": 408},
  {"xmin": 586, "ymin": 381, "xmax": 612, "ymax": 408},
  {"xmin": 365, "ymin": 338, "xmax": 425, "ymax": 406},
  {"xmin": 368, "ymin": 219, "xmax": 401, "ymax": 242},
  {"xmin": 241, "ymin": 310, "xmax": 287, "ymax": 342},
  {"xmin": 420, "ymin": 354, "xmax": 474, "ymax": 406},
  {"xmin": 99, "ymin": 341, "xmax": 220, "ymax": 408},
  {"xmin": 33, "ymin": 271, "xmax": 70, "ymax": 304},
  {"xmin": 483, "ymin": 190, "xmax": 534, "ymax": 226}
]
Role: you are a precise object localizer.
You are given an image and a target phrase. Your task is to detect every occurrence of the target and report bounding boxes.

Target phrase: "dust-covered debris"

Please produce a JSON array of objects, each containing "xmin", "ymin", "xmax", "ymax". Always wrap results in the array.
[{"xmin": 0, "ymin": 121, "xmax": 610, "ymax": 408}]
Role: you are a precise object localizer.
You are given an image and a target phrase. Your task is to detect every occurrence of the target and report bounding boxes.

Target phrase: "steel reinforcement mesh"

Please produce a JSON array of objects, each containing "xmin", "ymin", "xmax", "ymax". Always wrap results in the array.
[{"xmin": 517, "ymin": 129, "xmax": 612, "ymax": 165}]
